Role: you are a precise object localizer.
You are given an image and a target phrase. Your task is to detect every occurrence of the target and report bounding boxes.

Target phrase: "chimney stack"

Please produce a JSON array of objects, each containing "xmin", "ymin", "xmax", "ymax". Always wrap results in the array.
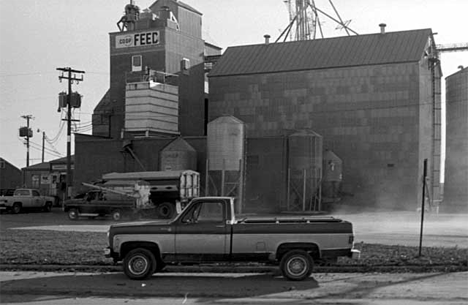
[
  {"xmin": 264, "ymin": 34, "xmax": 271, "ymax": 44},
  {"xmin": 379, "ymin": 23, "xmax": 386, "ymax": 34}
]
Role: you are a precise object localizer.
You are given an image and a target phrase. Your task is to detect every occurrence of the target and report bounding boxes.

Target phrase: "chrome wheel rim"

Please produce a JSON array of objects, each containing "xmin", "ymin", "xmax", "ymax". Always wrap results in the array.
[
  {"xmin": 128, "ymin": 255, "xmax": 148, "ymax": 276},
  {"xmin": 287, "ymin": 256, "xmax": 307, "ymax": 276}
]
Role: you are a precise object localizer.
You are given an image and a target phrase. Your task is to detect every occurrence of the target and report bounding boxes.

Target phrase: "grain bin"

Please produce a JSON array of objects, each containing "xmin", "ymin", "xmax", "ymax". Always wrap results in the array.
[
  {"xmin": 207, "ymin": 115, "xmax": 245, "ymax": 171},
  {"xmin": 322, "ymin": 149, "xmax": 342, "ymax": 199},
  {"xmin": 206, "ymin": 116, "xmax": 245, "ymax": 212},
  {"xmin": 287, "ymin": 130, "xmax": 323, "ymax": 211},
  {"xmin": 159, "ymin": 137, "xmax": 197, "ymax": 171}
]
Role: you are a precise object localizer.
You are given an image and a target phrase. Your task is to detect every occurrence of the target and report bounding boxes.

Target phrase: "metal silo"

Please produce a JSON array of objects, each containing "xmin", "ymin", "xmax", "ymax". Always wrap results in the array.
[
  {"xmin": 159, "ymin": 137, "xmax": 197, "ymax": 171},
  {"xmin": 287, "ymin": 130, "xmax": 323, "ymax": 211},
  {"xmin": 322, "ymin": 149, "xmax": 342, "ymax": 200},
  {"xmin": 206, "ymin": 116, "xmax": 245, "ymax": 212}
]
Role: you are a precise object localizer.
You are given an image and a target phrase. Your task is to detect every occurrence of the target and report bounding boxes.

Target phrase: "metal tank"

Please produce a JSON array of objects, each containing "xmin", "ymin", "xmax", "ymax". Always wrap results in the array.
[
  {"xmin": 322, "ymin": 149, "xmax": 342, "ymax": 199},
  {"xmin": 206, "ymin": 116, "xmax": 245, "ymax": 212},
  {"xmin": 287, "ymin": 130, "xmax": 323, "ymax": 211},
  {"xmin": 207, "ymin": 116, "xmax": 245, "ymax": 171},
  {"xmin": 159, "ymin": 137, "xmax": 197, "ymax": 171}
]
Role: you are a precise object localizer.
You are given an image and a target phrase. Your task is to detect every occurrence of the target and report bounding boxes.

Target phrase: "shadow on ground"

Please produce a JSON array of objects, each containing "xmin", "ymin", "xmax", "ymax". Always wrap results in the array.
[{"xmin": 0, "ymin": 271, "xmax": 318, "ymax": 302}]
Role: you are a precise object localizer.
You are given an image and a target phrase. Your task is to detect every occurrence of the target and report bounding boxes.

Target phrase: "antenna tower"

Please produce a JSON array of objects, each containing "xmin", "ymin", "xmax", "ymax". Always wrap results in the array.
[{"xmin": 278, "ymin": 0, "xmax": 357, "ymax": 42}]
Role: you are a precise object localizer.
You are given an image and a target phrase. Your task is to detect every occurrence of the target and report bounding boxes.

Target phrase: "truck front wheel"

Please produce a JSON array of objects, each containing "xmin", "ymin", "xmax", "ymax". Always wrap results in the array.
[
  {"xmin": 68, "ymin": 208, "xmax": 79, "ymax": 220},
  {"xmin": 111, "ymin": 209, "xmax": 122, "ymax": 221},
  {"xmin": 280, "ymin": 250, "xmax": 313, "ymax": 281},
  {"xmin": 123, "ymin": 248, "xmax": 157, "ymax": 280},
  {"xmin": 12, "ymin": 203, "xmax": 21, "ymax": 214}
]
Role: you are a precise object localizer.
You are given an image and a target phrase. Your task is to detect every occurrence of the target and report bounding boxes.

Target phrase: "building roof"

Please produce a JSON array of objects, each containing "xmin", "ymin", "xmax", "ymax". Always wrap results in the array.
[
  {"xmin": 0, "ymin": 158, "xmax": 21, "ymax": 172},
  {"xmin": 23, "ymin": 155, "xmax": 74, "ymax": 170},
  {"xmin": 149, "ymin": 0, "xmax": 202, "ymax": 16},
  {"xmin": 209, "ymin": 29, "xmax": 433, "ymax": 77}
]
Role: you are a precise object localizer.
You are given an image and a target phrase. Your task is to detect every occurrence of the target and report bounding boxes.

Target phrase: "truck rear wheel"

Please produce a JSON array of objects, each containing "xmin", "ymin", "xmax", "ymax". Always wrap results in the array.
[
  {"xmin": 280, "ymin": 250, "xmax": 313, "ymax": 281},
  {"xmin": 68, "ymin": 208, "xmax": 79, "ymax": 220},
  {"xmin": 156, "ymin": 202, "xmax": 174, "ymax": 219},
  {"xmin": 123, "ymin": 248, "xmax": 157, "ymax": 280}
]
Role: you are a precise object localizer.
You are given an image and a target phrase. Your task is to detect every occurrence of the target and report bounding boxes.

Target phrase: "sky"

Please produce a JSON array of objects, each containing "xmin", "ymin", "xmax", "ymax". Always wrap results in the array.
[{"xmin": 0, "ymin": 0, "xmax": 467, "ymax": 171}]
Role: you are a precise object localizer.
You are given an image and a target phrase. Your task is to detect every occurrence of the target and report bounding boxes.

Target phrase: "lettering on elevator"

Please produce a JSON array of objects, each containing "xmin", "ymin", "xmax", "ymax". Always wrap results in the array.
[{"xmin": 115, "ymin": 31, "xmax": 160, "ymax": 48}]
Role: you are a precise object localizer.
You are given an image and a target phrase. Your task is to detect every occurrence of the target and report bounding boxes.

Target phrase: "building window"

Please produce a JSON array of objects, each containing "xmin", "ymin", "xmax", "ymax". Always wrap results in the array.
[
  {"xmin": 32, "ymin": 175, "xmax": 40, "ymax": 188},
  {"xmin": 132, "ymin": 55, "xmax": 142, "ymax": 72},
  {"xmin": 0, "ymin": 160, "xmax": 5, "ymax": 169}
]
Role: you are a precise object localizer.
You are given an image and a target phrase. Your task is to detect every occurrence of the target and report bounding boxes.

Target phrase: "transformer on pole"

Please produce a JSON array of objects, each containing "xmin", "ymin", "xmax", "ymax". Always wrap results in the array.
[{"xmin": 57, "ymin": 67, "xmax": 85, "ymax": 199}]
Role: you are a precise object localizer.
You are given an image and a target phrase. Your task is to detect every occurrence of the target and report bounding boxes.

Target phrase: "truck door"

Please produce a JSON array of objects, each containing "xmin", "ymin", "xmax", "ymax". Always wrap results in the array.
[
  {"xmin": 31, "ymin": 190, "xmax": 42, "ymax": 207},
  {"xmin": 175, "ymin": 200, "xmax": 229, "ymax": 262}
]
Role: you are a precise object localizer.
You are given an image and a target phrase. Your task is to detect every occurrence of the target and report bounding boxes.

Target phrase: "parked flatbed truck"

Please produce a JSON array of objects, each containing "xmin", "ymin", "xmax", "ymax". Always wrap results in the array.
[
  {"xmin": 65, "ymin": 170, "xmax": 200, "ymax": 220},
  {"xmin": 106, "ymin": 196, "xmax": 360, "ymax": 281}
]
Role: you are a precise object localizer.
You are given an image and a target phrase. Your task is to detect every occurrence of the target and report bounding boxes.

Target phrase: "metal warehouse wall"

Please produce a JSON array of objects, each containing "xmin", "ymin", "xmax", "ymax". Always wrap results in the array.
[
  {"xmin": 209, "ymin": 62, "xmax": 439, "ymax": 210},
  {"xmin": 244, "ymin": 137, "xmax": 288, "ymax": 213}
]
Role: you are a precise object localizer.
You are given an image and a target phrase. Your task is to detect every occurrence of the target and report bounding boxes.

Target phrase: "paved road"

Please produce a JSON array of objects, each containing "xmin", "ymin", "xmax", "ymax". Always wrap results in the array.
[{"xmin": 1, "ymin": 271, "xmax": 467, "ymax": 304}]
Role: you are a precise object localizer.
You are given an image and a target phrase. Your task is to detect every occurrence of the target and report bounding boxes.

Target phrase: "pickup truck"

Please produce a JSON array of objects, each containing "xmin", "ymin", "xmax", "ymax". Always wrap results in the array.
[
  {"xmin": 0, "ymin": 188, "xmax": 55, "ymax": 214},
  {"xmin": 65, "ymin": 189, "xmax": 137, "ymax": 221},
  {"xmin": 106, "ymin": 197, "xmax": 360, "ymax": 281}
]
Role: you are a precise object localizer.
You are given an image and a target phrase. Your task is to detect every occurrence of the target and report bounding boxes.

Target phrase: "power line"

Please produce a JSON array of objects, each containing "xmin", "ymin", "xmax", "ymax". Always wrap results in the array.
[{"xmin": 0, "ymin": 72, "xmax": 57, "ymax": 78}]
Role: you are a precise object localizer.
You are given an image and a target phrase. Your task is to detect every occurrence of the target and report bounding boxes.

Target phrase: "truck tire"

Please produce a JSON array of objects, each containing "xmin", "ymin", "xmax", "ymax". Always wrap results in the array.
[
  {"xmin": 12, "ymin": 203, "xmax": 21, "ymax": 214},
  {"xmin": 123, "ymin": 248, "xmax": 157, "ymax": 280},
  {"xmin": 43, "ymin": 202, "xmax": 52, "ymax": 212},
  {"xmin": 68, "ymin": 208, "xmax": 79, "ymax": 220},
  {"xmin": 280, "ymin": 250, "xmax": 313, "ymax": 281},
  {"xmin": 156, "ymin": 202, "xmax": 174, "ymax": 219},
  {"xmin": 111, "ymin": 209, "xmax": 122, "ymax": 221}
]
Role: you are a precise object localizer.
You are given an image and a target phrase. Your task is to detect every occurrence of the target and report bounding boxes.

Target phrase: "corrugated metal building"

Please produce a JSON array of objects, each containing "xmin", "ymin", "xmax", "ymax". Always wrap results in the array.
[
  {"xmin": 444, "ymin": 67, "xmax": 468, "ymax": 211},
  {"xmin": 208, "ymin": 28, "xmax": 442, "ymax": 210},
  {"xmin": 0, "ymin": 158, "xmax": 22, "ymax": 192}
]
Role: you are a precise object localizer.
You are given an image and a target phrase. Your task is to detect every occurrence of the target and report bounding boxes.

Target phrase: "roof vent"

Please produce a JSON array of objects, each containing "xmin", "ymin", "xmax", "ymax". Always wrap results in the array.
[
  {"xmin": 379, "ymin": 23, "xmax": 386, "ymax": 34},
  {"xmin": 264, "ymin": 34, "xmax": 271, "ymax": 44}
]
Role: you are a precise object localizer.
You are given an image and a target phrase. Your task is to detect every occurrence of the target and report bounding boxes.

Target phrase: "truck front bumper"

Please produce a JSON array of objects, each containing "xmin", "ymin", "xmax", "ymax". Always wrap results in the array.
[
  {"xmin": 104, "ymin": 247, "xmax": 112, "ymax": 258},
  {"xmin": 351, "ymin": 249, "xmax": 361, "ymax": 260}
]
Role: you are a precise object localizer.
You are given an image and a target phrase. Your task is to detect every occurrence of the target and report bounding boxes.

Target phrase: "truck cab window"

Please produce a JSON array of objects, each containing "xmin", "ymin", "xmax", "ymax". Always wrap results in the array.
[{"xmin": 181, "ymin": 201, "xmax": 223, "ymax": 223}]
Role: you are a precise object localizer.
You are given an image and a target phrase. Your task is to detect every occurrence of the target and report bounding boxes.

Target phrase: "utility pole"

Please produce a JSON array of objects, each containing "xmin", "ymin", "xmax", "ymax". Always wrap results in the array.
[
  {"xmin": 57, "ymin": 67, "xmax": 85, "ymax": 199},
  {"xmin": 42, "ymin": 131, "xmax": 45, "ymax": 163},
  {"xmin": 20, "ymin": 115, "xmax": 33, "ymax": 167}
]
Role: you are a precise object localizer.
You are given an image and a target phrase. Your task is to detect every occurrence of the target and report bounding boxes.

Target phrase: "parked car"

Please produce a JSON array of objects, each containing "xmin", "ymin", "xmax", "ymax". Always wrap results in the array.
[{"xmin": 0, "ymin": 188, "xmax": 55, "ymax": 214}]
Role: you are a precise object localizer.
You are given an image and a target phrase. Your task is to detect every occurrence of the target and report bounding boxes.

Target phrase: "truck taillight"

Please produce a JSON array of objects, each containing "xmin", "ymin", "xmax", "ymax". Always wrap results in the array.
[{"xmin": 349, "ymin": 235, "xmax": 354, "ymax": 244}]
